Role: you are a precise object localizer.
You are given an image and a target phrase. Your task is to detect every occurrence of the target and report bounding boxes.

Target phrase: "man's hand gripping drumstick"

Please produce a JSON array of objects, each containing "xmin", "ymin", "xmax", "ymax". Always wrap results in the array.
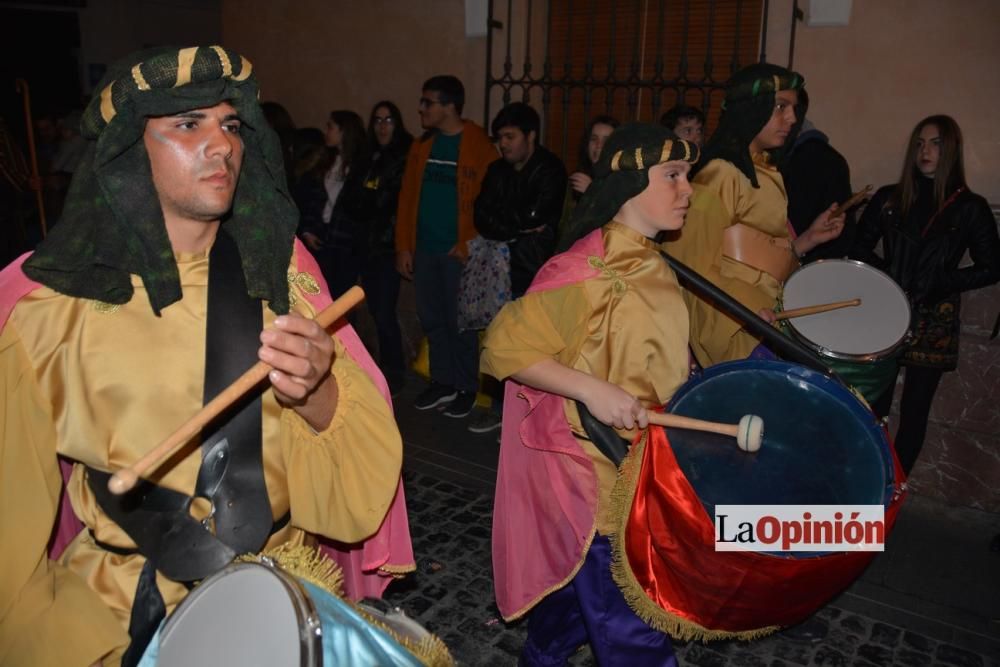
[
  {"xmin": 108, "ymin": 286, "xmax": 365, "ymax": 495},
  {"xmin": 511, "ymin": 359, "xmax": 764, "ymax": 453}
]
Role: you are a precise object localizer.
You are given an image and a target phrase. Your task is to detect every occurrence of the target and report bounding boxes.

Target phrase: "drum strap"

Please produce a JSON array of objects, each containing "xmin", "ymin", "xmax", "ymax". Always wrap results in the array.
[
  {"xmin": 86, "ymin": 229, "xmax": 277, "ymax": 666},
  {"xmin": 721, "ymin": 223, "xmax": 800, "ymax": 282},
  {"xmin": 576, "ymin": 401, "xmax": 630, "ymax": 466}
]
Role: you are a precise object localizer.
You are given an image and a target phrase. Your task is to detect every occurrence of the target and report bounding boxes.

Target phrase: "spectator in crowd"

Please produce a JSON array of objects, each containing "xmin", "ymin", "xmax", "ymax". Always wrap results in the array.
[
  {"xmin": 396, "ymin": 75, "xmax": 498, "ymax": 419},
  {"xmin": 779, "ymin": 88, "xmax": 856, "ymax": 261},
  {"xmin": 468, "ymin": 102, "xmax": 567, "ymax": 433},
  {"xmin": 559, "ymin": 115, "xmax": 619, "ymax": 242},
  {"xmin": 851, "ymin": 114, "xmax": 1000, "ymax": 474},
  {"xmin": 300, "ymin": 110, "xmax": 368, "ymax": 296},
  {"xmin": 335, "ymin": 101, "xmax": 413, "ymax": 396},
  {"xmin": 659, "ymin": 103, "xmax": 705, "ymax": 147}
]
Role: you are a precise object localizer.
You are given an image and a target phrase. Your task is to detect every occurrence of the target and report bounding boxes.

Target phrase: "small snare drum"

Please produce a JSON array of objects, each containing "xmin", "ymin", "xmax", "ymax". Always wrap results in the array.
[{"xmin": 781, "ymin": 259, "xmax": 911, "ymax": 403}]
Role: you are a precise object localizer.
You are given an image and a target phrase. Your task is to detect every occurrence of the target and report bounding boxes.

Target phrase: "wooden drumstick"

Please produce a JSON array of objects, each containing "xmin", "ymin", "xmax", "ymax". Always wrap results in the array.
[
  {"xmin": 648, "ymin": 412, "xmax": 764, "ymax": 453},
  {"xmin": 108, "ymin": 286, "xmax": 365, "ymax": 495},
  {"xmin": 774, "ymin": 298, "xmax": 861, "ymax": 321},
  {"xmin": 829, "ymin": 184, "xmax": 873, "ymax": 219}
]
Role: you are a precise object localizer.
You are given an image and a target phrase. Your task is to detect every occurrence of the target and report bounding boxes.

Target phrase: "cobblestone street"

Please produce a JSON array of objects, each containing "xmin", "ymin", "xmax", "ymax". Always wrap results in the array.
[{"xmin": 383, "ymin": 470, "xmax": 1000, "ymax": 667}]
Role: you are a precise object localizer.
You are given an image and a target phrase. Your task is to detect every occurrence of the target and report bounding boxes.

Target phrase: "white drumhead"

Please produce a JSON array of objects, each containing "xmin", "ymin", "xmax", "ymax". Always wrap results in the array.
[
  {"xmin": 782, "ymin": 260, "xmax": 910, "ymax": 359},
  {"xmin": 158, "ymin": 563, "xmax": 315, "ymax": 667}
]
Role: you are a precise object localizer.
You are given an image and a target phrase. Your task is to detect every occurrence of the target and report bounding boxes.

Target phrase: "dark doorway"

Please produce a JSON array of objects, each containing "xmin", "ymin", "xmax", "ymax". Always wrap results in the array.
[{"xmin": 0, "ymin": 6, "xmax": 82, "ymax": 257}]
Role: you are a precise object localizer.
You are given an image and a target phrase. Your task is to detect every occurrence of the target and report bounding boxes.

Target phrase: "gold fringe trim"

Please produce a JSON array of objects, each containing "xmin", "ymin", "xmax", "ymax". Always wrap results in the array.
[
  {"xmin": 607, "ymin": 430, "xmax": 782, "ymax": 642},
  {"xmin": 242, "ymin": 545, "xmax": 454, "ymax": 666},
  {"xmin": 503, "ymin": 523, "xmax": 598, "ymax": 623},
  {"xmin": 379, "ymin": 563, "xmax": 417, "ymax": 576},
  {"xmin": 241, "ymin": 543, "xmax": 345, "ymax": 597}
]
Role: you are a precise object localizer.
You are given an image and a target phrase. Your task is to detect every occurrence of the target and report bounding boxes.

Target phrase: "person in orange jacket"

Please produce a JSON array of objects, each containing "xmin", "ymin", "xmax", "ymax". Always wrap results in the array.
[{"xmin": 395, "ymin": 75, "xmax": 499, "ymax": 418}]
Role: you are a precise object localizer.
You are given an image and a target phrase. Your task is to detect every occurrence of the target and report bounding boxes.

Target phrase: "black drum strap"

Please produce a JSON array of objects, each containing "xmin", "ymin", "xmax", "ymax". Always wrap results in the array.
[
  {"xmin": 659, "ymin": 250, "xmax": 836, "ymax": 377},
  {"xmin": 87, "ymin": 229, "xmax": 274, "ymax": 666}
]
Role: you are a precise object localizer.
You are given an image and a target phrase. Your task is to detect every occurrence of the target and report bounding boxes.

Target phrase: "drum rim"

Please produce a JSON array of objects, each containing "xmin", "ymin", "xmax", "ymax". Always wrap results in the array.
[
  {"xmin": 669, "ymin": 359, "xmax": 896, "ymax": 508},
  {"xmin": 160, "ymin": 560, "xmax": 323, "ymax": 667},
  {"xmin": 782, "ymin": 259, "xmax": 912, "ymax": 362}
]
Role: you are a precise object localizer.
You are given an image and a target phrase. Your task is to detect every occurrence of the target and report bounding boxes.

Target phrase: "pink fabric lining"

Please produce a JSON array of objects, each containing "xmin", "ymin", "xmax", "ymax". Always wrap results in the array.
[
  {"xmin": 492, "ymin": 229, "xmax": 608, "ymax": 619},
  {"xmin": 294, "ymin": 238, "xmax": 415, "ymax": 599},
  {"xmin": 0, "ymin": 254, "xmax": 81, "ymax": 562}
]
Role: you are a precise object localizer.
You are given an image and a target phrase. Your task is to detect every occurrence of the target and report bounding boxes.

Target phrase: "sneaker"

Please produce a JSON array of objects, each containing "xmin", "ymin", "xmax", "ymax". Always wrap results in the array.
[
  {"xmin": 441, "ymin": 391, "xmax": 476, "ymax": 418},
  {"xmin": 468, "ymin": 410, "xmax": 502, "ymax": 433},
  {"xmin": 413, "ymin": 383, "xmax": 457, "ymax": 411}
]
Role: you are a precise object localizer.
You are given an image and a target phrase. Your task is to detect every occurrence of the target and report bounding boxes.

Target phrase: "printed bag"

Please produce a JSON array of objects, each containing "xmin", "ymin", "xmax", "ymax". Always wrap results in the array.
[{"xmin": 458, "ymin": 235, "xmax": 512, "ymax": 331}]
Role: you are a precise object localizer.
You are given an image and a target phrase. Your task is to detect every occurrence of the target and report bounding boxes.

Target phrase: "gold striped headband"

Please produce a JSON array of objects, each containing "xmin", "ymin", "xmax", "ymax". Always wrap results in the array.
[
  {"xmin": 609, "ymin": 138, "xmax": 700, "ymax": 172},
  {"xmin": 84, "ymin": 46, "xmax": 254, "ymax": 134}
]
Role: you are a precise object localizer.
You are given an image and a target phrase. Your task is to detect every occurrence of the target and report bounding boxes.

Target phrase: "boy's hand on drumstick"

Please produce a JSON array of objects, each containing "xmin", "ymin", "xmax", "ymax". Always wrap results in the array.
[
  {"xmin": 793, "ymin": 202, "xmax": 846, "ymax": 256},
  {"xmin": 580, "ymin": 378, "xmax": 649, "ymax": 430},
  {"xmin": 259, "ymin": 313, "xmax": 339, "ymax": 432},
  {"xmin": 511, "ymin": 358, "xmax": 648, "ymax": 430}
]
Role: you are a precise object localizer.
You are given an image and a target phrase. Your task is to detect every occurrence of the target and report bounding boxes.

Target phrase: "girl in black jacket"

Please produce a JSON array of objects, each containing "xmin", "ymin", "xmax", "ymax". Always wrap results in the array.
[
  {"xmin": 852, "ymin": 115, "xmax": 1000, "ymax": 474},
  {"xmin": 336, "ymin": 101, "xmax": 413, "ymax": 394}
]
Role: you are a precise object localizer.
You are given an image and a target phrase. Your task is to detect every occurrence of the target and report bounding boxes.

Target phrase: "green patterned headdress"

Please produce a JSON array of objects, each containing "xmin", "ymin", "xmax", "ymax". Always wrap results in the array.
[
  {"xmin": 559, "ymin": 123, "xmax": 700, "ymax": 251},
  {"xmin": 24, "ymin": 46, "xmax": 298, "ymax": 315},
  {"xmin": 696, "ymin": 63, "xmax": 805, "ymax": 188}
]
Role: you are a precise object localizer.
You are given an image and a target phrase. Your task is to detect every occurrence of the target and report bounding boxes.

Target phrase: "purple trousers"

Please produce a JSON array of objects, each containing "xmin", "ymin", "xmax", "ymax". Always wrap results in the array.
[{"xmin": 521, "ymin": 535, "xmax": 678, "ymax": 666}]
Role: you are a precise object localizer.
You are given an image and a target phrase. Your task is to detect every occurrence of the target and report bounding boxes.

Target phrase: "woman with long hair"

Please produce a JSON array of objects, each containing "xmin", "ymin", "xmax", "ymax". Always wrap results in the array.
[
  {"xmin": 852, "ymin": 114, "xmax": 1000, "ymax": 474},
  {"xmin": 335, "ymin": 101, "xmax": 413, "ymax": 394},
  {"xmin": 558, "ymin": 115, "xmax": 619, "ymax": 242},
  {"xmin": 300, "ymin": 109, "xmax": 369, "ymax": 296}
]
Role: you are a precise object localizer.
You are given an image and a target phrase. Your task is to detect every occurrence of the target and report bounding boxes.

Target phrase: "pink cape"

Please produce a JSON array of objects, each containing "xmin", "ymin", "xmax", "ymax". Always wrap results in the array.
[
  {"xmin": 492, "ymin": 229, "xmax": 606, "ymax": 620},
  {"xmin": 1, "ymin": 238, "xmax": 413, "ymax": 599}
]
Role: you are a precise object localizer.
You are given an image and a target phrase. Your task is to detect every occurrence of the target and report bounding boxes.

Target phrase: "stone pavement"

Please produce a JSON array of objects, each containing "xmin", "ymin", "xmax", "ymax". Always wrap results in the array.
[{"xmin": 382, "ymin": 373, "xmax": 1000, "ymax": 666}]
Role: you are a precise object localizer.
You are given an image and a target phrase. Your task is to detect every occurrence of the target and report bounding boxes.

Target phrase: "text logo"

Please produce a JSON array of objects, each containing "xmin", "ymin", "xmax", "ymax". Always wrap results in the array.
[{"xmin": 715, "ymin": 505, "xmax": 885, "ymax": 552}]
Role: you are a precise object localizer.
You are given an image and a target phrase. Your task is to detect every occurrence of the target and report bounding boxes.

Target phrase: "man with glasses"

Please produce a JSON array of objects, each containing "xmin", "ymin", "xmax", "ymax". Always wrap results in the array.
[{"xmin": 396, "ymin": 75, "xmax": 498, "ymax": 418}]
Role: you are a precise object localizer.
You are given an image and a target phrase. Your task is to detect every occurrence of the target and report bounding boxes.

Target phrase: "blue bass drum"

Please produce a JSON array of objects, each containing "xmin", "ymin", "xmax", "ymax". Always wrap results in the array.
[{"xmin": 668, "ymin": 359, "xmax": 897, "ymax": 513}]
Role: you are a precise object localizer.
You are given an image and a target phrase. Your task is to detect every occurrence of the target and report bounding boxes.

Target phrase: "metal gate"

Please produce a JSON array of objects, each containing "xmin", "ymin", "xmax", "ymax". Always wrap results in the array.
[{"xmin": 485, "ymin": 0, "xmax": 796, "ymax": 169}]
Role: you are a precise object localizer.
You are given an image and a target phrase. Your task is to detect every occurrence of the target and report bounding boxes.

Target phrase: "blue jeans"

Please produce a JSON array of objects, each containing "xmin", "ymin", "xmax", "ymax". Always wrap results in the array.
[{"xmin": 413, "ymin": 249, "xmax": 479, "ymax": 393}]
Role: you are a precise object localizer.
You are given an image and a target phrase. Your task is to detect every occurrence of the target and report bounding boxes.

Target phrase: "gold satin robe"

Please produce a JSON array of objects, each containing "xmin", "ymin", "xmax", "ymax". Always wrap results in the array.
[
  {"xmin": 0, "ymin": 245, "xmax": 402, "ymax": 666},
  {"xmin": 664, "ymin": 155, "xmax": 793, "ymax": 366},
  {"xmin": 482, "ymin": 222, "xmax": 690, "ymax": 535}
]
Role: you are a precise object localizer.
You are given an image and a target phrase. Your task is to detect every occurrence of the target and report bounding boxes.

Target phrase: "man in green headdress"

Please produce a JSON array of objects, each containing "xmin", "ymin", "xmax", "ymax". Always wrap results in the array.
[
  {"xmin": 664, "ymin": 63, "xmax": 845, "ymax": 366},
  {"xmin": 0, "ymin": 46, "xmax": 408, "ymax": 666}
]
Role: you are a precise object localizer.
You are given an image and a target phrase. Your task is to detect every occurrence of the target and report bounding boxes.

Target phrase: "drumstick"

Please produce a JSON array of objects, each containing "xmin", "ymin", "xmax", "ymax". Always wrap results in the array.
[
  {"xmin": 829, "ymin": 185, "xmax": 873, "ymax": 219},
  {"xmin": 774, "ymin": 298, "xmax": 861, "ymax": 321},
  {"xmin": 648, "ymin": 412, "xmax": 764, "ymax": 453},
  {"xmin": 108, "ymin": 286, "xmax": 365, "ymax": 495}
]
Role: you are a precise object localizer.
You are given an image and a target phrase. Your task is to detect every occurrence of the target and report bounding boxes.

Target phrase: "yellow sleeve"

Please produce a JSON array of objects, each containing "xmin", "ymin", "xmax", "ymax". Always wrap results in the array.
[
  {"xmin": 281, "ymin": 334, "xmax": 402, "ymax": 544},
  {"xmin": 0, "ymin": 321, "xmax": 126, "ymax": 667},
  {"xmin": 694, "ymin": 159, "xmax": 744, "ymax": 222},
  {"xmin": 481, "ymin": 283, "xmax": 591, "ymax": 381}
]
